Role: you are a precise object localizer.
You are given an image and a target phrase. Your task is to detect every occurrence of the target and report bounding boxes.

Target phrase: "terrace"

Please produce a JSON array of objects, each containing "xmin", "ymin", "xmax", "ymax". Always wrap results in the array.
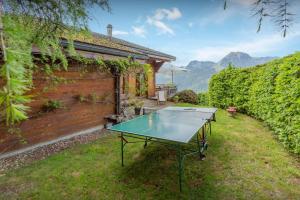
[{"xmin": 156, "ymin": 84, "xmax": 178, "ymax": 98}]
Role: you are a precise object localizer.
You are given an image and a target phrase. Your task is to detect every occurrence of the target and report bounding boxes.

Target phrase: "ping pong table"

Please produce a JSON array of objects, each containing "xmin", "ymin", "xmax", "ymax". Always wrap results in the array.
[{"xmin": 108, "ymin": 106, "xmax": 217, "ymax": 191}]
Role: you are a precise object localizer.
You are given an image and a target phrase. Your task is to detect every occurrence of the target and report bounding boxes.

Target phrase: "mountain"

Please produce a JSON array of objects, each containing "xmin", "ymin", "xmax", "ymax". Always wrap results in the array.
[
  {"xmin": 174, "ymin": 61, "xmax": 217, "ymax": 91},
  {"xmin": 156, "ymin": 52, "xmax": 277, "ymax": 92},
  {"xmin": 217, "ymin": 52, "xmax": 277, "ymax": 70},
  {"xmin": 186, "ymin": 61, "xmax": 216, "ymax": 70}
]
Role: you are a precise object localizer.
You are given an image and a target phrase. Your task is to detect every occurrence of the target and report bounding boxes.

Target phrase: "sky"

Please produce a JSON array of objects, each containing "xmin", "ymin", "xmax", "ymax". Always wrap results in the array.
[{"xmin": 88, "ymin": 0, "xmax": 300, "ymax": 66}]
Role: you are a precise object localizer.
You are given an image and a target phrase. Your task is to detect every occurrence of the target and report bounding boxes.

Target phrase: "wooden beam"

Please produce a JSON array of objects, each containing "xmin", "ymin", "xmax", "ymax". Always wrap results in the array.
[{"xmin": 151, "ymin": 60, "xmax": 165, "ymax": 73}]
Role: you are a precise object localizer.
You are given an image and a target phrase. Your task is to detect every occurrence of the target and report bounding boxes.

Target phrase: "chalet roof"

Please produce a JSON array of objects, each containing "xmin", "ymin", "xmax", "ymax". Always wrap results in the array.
[
  {"xmin": 92, "ymin": 33, "xmax": 176, "ymax": 61},
  {"xmin": 61, "ymin": 32, "xmax": 176, "ymax": 62}
]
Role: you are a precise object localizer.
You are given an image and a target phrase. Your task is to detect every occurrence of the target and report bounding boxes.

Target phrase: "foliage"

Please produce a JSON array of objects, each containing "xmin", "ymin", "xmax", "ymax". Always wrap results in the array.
[
  {"xmin": 102, "ymin": 59, "xmax": 142, "ymax": 75},
  {"xmin": 0, "ymin": 15, "xmax": 33, "ymax": 125},
  {"xmin": 3, "ymin": 1, "xmax": 110, "ymax": 31},
  {"xmin": 42, "ymin": 100, "xmax": 63, "ymax": 112},
  {"xmin": 173, "ymin": 95, "xmax": 179, "ymax": 103},
  {"xmin": 74, "ymin": 94, "xmax": 87, "ymax": 103},
  {"xmin": 143, "ymin": 64, "xmax": 153, "ymax": 93},
  {"xmin": 208, "ymin": 52, "xmax": 300, "ymax": 154},
  {"xmin": 197, "ymin": 92, "xmax": 209, "ymax": 106},
  {"xmin": 0, "ymin": 1, "xmax": 150, "ymax": 128},
  {"xmin": 120, "ymin": 63, "xmax": 151, "ymax": 97},
  {"xmin": 89, "ymin": 93, "xmax": 98, "ymax": 104},
  {"xmin": 0, "ymin": 0, "xmax": 110, "ymax": 126},
  {"xmin": 133, "ymin": 99, "xmax": 144, "ymax": 108},
  {"xmin": 136, "ymin": 64, "xmax": 152, "ymax": 96},
  {"xmin": 224, "ymin": 0, "xmax": 295, "ymax": 37},
  {"xmin": 173, "ymin": 90, "xmax": 198, "ymax": 104}
]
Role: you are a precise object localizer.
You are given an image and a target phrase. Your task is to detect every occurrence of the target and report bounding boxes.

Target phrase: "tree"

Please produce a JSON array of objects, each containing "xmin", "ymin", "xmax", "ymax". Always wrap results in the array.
[
  {"xmin": 0, "ymin": 0, "xmax": 110, "ymax": 126},
  {"xmin": 224, "ymin": 0, "xmax": 295, "ymax": 37}
]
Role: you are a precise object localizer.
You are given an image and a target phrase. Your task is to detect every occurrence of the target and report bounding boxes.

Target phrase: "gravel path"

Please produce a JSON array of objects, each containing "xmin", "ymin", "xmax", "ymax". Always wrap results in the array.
[{"xmin": 0, "ymin": 129, "xmax": 109, "ymax": 173}]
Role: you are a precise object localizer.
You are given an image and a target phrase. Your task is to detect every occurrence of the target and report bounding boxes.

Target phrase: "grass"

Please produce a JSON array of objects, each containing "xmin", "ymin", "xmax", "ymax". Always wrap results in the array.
[{"xmin": 0, "ymin": 103, "xmax": 299, "ymax": 199}]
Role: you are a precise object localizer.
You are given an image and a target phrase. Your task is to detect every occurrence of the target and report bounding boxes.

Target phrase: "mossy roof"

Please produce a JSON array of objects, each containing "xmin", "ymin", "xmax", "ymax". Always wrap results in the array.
[{"xmin": 62, "ymin": 31, "xmax": 176, "ymax": 61}]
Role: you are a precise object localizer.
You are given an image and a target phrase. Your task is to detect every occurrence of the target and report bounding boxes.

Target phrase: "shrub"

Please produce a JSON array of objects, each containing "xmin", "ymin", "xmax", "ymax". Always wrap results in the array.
[
  {"xmin": 197, "ymin": 92, "xmax": 209, "ymax": 105},
  {"xmin": 74, "ymin": 94, "xmax": 87, "ymax": 102},
  {"xmin": 173, "ymin": 90, "xmax": 198, "ymax": 104},
  {"xmin": 42, "ymin": 100, "xmax": 63, "ymax": 112},
  {"xmin": 208, "ymin": 52, "xmax": 300, "ymax": 154},
  {"xmin": 173, "ymin": 95, "xmax": 179, "ymax": 103}
]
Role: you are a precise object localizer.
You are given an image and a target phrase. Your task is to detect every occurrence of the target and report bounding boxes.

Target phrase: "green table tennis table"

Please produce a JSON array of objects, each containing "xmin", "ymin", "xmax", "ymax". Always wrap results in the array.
[{"xmin": 108, "ymin": 106, "xmax": 217, "ymax": 191}]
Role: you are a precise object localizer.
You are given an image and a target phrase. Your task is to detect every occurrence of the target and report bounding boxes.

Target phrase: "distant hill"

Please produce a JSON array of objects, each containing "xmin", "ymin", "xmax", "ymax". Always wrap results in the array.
[
  {"xmin": 186, "ymin": 61, "xmax": 216, "ymax": 70},
  {"xmin": 174, "ymin": 61, "xmax": 217, "ymax": 92},
  {"xmin": 156, "ymin": 52, "xmax": 277, "ymax": 92},
  {"xmin": 216, "ymin": 52, "xmax": 277, "ymax": 70}
]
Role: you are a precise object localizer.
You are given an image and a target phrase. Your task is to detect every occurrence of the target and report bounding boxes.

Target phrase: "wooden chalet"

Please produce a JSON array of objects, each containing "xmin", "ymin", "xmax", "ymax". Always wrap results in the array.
[{"xmin": 0, "ymin": 25, "xmax": 175, "ymax": 153}]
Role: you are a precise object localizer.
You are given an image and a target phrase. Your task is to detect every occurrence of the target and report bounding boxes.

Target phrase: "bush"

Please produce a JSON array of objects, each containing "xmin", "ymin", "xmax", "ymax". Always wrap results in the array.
[
  {"xmin": 197, "ymin": 92, "xmax": 209, "ymax": 105},
  {"xmin": 208, "ymin": 53, "xmax": 300, "ymax": 154},
  {"xmin": 173, "ymin": 95, "xmax": 179, "ymax": 103},
  {"xmin": 173, "ymin": 90, "xmax": 198, "ymax": 104},
  {"xmin": 42, "ymin": 100, "xmax": 63, "ymax": 112}
]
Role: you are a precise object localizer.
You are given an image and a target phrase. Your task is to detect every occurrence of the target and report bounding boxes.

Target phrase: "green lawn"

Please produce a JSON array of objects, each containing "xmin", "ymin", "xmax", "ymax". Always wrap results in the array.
[{"xmin": 0, "ymin": 104, "xmax": 299, "ymax": 200}]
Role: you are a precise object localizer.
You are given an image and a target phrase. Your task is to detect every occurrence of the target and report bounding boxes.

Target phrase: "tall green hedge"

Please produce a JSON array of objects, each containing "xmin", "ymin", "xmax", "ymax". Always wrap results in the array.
[
  {"xmin": 198, "ymin": 92, "xmax": 209, "ymax": 105},
  {"xmin": 209, "ymin": 53, "xmax": 300, "ymax": 154}
]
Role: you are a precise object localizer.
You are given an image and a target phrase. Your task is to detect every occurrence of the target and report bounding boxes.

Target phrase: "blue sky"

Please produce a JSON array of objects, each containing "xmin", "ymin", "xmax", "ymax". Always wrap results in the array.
[{"xmin": 88, "ymin": 0, "xmax": 300, "ymax": 65}]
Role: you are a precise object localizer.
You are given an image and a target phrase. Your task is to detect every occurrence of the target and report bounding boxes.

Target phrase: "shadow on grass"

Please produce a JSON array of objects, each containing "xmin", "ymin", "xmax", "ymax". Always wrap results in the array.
[{"xmin": 117, "ymin": 132, "xmax": 227, "ymax": 199}]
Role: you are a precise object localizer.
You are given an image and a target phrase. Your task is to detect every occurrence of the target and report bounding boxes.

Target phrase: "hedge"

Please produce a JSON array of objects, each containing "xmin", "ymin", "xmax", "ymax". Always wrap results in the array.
[
  {"xmin": 208, "ymin": 53, "xmax": 300, "ymax": 154},
  {"xmin": 198, "ymin": 92, "xmax": 209, "ymax": 105}
]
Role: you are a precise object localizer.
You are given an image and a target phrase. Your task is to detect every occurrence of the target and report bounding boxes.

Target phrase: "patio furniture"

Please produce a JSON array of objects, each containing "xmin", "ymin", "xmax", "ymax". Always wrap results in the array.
[
  {"xmin": 157, "ymin": 90, "xmax": 166, "ymax": 105},
  {"xmin": 142, "ymin": 107, "xmax": 158, "ymax": 115},
  {"xmin": 227, "ymin": 107, "xmax": 237, "ymax": 117}
]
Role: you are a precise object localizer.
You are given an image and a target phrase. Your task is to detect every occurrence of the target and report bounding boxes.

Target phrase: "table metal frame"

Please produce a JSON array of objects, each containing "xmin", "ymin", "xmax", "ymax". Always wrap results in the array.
[{"xmin": 118, "ymin": 114, "xmax": 215, "ymax": 192}]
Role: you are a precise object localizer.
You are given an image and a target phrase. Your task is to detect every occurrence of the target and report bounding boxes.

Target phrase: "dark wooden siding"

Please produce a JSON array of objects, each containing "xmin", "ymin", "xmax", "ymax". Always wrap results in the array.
[{"xmin": 0, "ymin": 63, "xmax": 115, "ymax": 153}]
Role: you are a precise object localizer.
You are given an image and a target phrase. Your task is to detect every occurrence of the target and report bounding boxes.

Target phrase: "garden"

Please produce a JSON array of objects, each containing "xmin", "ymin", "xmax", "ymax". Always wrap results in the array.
[
  {"xmin": 1, "ymin": 52, "xmax": 300, "ymax": 200},
  {"xmin": 1, "ymin": 1, "xmax": 300, "ymax": 199},
  {"xmin": 0, "ymin": 104, "xmax": 299, "ymax": 199}
]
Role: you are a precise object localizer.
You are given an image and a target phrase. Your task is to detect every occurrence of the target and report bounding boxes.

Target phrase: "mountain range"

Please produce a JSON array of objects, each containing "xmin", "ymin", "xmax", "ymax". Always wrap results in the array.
[{"xmin": 156, "ymin": 52, "xmax": 278, "ymax": 92}]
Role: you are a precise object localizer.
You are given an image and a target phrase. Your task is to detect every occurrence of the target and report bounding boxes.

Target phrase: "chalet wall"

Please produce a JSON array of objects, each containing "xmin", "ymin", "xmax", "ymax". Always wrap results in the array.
[
  {"xmin": 147, "ymin": 65, "xmax": 156, "ymax": 97},
  {"xmin": 119, "ymin": 64, "xmax": 156, "ymax": 98},
  {"xmin": 128, "ymin": 74, "xmax": 137, "ymax": 96},
  {"xmin": 0, "ymin": 63, "xmax": 115, "ymax": 153}
]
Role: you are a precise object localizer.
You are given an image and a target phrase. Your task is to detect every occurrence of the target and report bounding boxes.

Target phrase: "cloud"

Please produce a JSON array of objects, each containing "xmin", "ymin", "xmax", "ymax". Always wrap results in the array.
[
  {"xmin": 112, "ymin": 30, "xmax": 129, "ymax": 36},
  {"xmin": 153, "ymin": 7, "xmax": 182, "ymax": 20},
  {"xmin": 147, "ymin": 17, "xmax": 174, "ymax": 35},
  {"xmin": 195, "ymin": 31, "xmax": 300, "ymax": 61},
  {"xmin": 132, "ymin": 26, "xmax": 146, "ymax": 37},
  {"xmin": 146, "ymin": 7, "xmax": 181, "ymax": 35}
]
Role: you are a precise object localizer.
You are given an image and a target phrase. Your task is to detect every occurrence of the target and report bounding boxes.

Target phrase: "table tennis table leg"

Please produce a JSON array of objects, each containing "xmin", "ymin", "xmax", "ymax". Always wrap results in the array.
[
  {"xmin": 177, "ymin": 145, "xmax": 184, "ymax": 192},
  {"xmin": 196, "ymin": 131, "xmax": 202, "ymax": 158},
  {"xmin": 196, "ymin": 127, "xmax": 206, "ymax": 160},
  {"xmin": 144, "ymin": 137, "xmax": 148, "ymax": 148},
  {"xmin": 209, "ymin": 120, "xmax": 212, "ymax": 135},
  {"xmin": 121, "ymin": 133, "xmax": 124, "ymax": 167}
]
